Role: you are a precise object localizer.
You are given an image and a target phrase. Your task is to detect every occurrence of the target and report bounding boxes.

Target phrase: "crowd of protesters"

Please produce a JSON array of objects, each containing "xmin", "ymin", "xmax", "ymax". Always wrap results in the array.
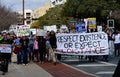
[
  {"xmin": 0, "ymin": 30, "xmax": 58, "ymax": 75},
  {"xmin": 12, "ymin": 30, "xmax": 58, "ymax": 65},
  {"xmin": 11, "ymin": 28, "xmax": 120, "ymax": 64},
  {"xmin": 1, "ymin": 27, "xmax": 120, "ymax": 76}
]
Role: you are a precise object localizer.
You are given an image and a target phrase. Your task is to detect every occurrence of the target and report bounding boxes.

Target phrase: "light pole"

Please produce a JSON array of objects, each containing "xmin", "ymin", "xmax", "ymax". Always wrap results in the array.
[{"xmin": 22, "ymin": 0, "xmax": 25, "ymax": 25}]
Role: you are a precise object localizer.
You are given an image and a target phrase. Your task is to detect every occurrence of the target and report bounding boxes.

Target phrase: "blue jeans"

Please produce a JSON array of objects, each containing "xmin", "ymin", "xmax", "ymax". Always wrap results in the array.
[
  {"xmin": 114, "ymin": 43, "xmax": 120, "ymax": 56},
  {"xmin": 17, "ymin": 52, "xmax": 22, "ymax": 64},
  {"xmin": 22, "ymin": 49, "xmax": 28, "ymax": 64}
]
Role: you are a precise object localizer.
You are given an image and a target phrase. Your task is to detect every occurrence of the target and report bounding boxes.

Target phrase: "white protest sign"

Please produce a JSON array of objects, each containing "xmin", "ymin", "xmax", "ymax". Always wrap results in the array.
[
  {"xmin": 56, "ymin": 32, "xmax": 109, "ymax": 55},
  {"xmin": 30, "ymin": 29, "xmax": 37, "ymax": 35},
  {"xmin": 60, "ymin": 25, "xmax": 69, "ymax": 33},
  {"xmin": 97, "ymin": 26, "xmax": 102, "ymax": 32},
  {"xmin": 44, "ymin": 25, "xmax": 57, "ymax": 32},
  {"xmin": 36, "ymin": 29, "xmax": 46, "ymax": 36},
  {"xmin": 0, "ymin": 44, "xmax": 12, "ymax": 53}
]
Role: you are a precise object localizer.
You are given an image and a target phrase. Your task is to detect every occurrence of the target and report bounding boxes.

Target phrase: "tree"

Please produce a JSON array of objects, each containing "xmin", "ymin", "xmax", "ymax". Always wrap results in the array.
[
  {"xmin": 61, "ymin": 0, "xmax": 120, "ymax": 25},
  {"xmin": 31, "ymin": 5, "xmax": 66, "ymax": 28},
  {"xmin": 30, "ymin": 20, "xmax": 40, "ymax": 28},
  {"xmin": 0, "ymin": 4, "xmax": 17, "ymax": 31},
  {"xmin": 61, "ymin": 0, "xmax": 81, "ymax": 18}
]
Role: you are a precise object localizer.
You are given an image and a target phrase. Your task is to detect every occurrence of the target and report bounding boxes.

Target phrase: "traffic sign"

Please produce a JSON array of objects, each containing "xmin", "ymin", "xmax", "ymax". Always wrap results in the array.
[{"xmin": 107, "ymin": 19, "xmax": 114, "ymax": 28}]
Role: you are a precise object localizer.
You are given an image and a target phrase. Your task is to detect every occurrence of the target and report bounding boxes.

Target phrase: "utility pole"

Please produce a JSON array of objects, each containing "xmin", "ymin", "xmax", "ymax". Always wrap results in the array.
[{"xmin": 22, "ymin": 0, "xmax": 25, "ymax": 25}]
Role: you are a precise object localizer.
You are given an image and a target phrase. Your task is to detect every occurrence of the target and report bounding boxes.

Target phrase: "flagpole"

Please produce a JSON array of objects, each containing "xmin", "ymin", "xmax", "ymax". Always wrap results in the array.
[{"xmin": 22, "ymin": 0, "xmax": 24, "ymax": 25}]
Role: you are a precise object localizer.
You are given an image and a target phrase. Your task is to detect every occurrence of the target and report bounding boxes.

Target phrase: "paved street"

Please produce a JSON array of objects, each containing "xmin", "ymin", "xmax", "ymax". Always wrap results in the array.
[
  {"xmin": 0, "ymin": 53, "xmax": 96, "ymax": 77},
  {"xmin": 0, "ymin": 54, "xmax": 119, "ymax": 77},
  {"xmin": 62, "ymin": 55, "xmax": 120, "ymax": 77}
]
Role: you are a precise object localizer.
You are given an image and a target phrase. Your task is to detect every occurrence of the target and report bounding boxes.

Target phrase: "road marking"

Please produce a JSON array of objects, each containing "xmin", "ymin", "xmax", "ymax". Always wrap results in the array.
[
  {"xmin": 62, "ymin": 63, "xmax": 98, "ymax": 77},
  {"xmin": 63, "ymin": 59, "xmax": 80, "ymax": 61},
  {"xmin": 97, "ymin": 61, "xmax": 117, "ymax": 66},
  {"xmin": 76, "ymin": 61, "xmax": 117, "ymax": 67},
  {"xmin": 76, "ymin": 64, "xmax": 116, "ymax": 67},
  {"xmin": 96, "ymin": 71, "xmax": 114, "ymax": 74}
]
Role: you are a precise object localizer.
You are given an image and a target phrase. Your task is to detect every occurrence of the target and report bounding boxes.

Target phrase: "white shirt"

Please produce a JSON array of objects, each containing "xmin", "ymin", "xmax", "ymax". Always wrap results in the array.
[{"xmin": 113, "ymin": 33, "xmax": 120, "ymax": 44}]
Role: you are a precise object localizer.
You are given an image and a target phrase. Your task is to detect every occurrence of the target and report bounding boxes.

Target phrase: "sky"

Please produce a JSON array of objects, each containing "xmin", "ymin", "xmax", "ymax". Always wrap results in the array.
[{"xmin": 1, "ymin": 0, "xmax": 50, "ymax": 12}]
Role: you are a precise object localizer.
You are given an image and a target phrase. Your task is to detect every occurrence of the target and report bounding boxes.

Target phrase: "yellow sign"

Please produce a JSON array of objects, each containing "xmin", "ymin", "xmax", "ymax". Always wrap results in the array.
[{"xmin": 88, "ymin": 18, "xmax": 96, "ymax": 29}]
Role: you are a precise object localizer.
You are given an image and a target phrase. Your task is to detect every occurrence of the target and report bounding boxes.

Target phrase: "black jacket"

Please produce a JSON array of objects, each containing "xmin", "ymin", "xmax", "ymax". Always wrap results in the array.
[{"xmin": 49, "ymin": 36, "xmax": 57, "ymax": 48}]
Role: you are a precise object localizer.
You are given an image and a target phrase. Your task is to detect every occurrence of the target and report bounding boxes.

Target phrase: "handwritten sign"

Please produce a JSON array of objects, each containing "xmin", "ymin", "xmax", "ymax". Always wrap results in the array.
[
  {"xmin": 56, "ymin": 32, "xmax": 109, "ymax": 55},
  {"xmin": 0, "ymin": 44, "xmax": 12, "ymax": 53}
]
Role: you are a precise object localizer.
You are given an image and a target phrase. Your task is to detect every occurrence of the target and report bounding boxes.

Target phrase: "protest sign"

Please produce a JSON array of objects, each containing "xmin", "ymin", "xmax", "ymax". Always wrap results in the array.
[
  {"xmin": 44, "ymin": 25, "xmax": 57, "ymax": 32},
  {"xmin": 16, "ymin": 25, "xmax": 30, "ymax": 36},
  {"xmin": 0, "ymin": 44, "xmax": 12, "ymax": 53},
  {"xmin": 97, "ymin": 26, "xmax": 102, "ymax": 32},
  {"xmin": 56, "ymin": 32, "xmax": 109, "ymax": 55},
  {"xmin": 36, "ymin": 29, "xmax": 46, "ymax": 36},
  {"xmin": 75, "ymin": 21, "xmax": 86, "ymax": 33},
  {"xmin": 88, "ymin": 18, "xmax": 96, "ymax": 29}
]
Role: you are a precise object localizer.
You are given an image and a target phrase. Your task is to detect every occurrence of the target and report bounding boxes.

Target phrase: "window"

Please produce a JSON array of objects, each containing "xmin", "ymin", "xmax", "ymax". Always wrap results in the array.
[
  {"xmin": 26, "ymin": 21, "xmax": 31, "ymax": 24},
  {"xmin": 52, "ymin": 1, "xmax": 55, "ymax": 5}
]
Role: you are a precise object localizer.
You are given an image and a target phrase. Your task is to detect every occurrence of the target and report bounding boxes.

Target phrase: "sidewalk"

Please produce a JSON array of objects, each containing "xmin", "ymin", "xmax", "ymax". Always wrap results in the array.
[
  {"xmin": 0, "ymin": 53, "xmax": 96, "ymax": 77},
  {"xmin": 0, "ymin": 54, "xmax": 53, "ymax": 77},
  {"xmin": 36, "ymin": 62, "xmax": 96, "ymax": 77}
]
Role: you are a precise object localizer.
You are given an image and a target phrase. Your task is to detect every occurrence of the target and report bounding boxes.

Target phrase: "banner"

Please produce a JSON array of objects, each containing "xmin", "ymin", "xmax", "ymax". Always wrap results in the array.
[
  {"xmin": 0, "ymin": 44, "xmax": 12, "ymax": 53},
  {"xmin": 56, "ymin": 32, "xmax": 109, "ymax": 55}
]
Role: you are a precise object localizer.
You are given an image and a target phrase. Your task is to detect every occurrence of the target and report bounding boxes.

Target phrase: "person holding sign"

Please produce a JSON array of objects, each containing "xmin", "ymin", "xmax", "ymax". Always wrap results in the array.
[{"xmin": 0, "ymin": 33, "xmax": 12, "ymax": 75}]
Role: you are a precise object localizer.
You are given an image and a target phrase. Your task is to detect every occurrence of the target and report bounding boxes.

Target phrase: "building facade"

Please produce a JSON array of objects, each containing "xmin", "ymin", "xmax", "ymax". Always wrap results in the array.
[
  {"xmin": 33, "ymin": 3, "xmax": 51, "ymax": 19},
  {"xmin": 17, "ymin": 9, "xmax": 33, "ymax": 25},
  {"xmin": 50, "ymin": 0, "xmax": 66, "ymax": 7}
]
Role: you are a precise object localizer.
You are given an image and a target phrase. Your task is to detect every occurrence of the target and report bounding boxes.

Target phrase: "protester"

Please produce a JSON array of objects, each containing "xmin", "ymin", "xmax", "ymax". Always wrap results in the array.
[
  {"xmin": 45, "ymin": 31, "xmax": 50, "ymax": 61},
  {"xmin": 33, "ymin": 36, "xmax": 39, "ymax": 62},
  {"xmin": 38, "ymin": 36, "xmax": 46, "ymax": 64},
  {"xmin": 28, "ymin": 35, "xmax": 34, "ymax": 62},
  {"xmin": 112, "ymin": 29, "xmax": 120, "ymax": 56},
  {"xmin": 102, "ymin": 28, "xmax": 114, "ymax": 61},
  {"xmin": 49, "ymin": 31, "xmax": 57, "ymax": 65},
  {"xmin": 20, "ymin": 36, "xmax": 29, "ymax": 65},
  {"xmin": 13, "ymin": 37, "xmax": 22, "ymax": 64},
  {"xmin": 0, "ymin": 33, "xmax": 11, "ymax": 75}
]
